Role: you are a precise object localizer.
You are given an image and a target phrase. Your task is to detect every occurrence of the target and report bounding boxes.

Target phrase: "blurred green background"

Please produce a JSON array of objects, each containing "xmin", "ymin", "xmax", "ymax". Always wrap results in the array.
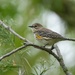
[{"xmin": 0, "ymin": 0, "xmax": 75, "ymax": 75}]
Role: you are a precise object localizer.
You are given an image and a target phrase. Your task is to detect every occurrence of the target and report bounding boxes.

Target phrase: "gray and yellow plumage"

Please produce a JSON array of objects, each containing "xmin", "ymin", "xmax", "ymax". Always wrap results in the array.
[{"xmin": 29, "ymin": 23, "xmax": 75, "ymax": 46}]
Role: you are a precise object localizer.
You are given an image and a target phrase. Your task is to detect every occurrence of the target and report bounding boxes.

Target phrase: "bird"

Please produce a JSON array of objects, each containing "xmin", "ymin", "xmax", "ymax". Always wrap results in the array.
[{"xmin": 29, "ymin": 23, "xmax": 75, "ymax": 47}]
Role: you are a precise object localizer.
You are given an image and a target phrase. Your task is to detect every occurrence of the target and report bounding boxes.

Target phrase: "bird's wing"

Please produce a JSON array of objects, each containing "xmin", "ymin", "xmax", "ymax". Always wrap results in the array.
[{"xmin": 35, "ymin": 28, "xmax": 65, "ymax": 40}]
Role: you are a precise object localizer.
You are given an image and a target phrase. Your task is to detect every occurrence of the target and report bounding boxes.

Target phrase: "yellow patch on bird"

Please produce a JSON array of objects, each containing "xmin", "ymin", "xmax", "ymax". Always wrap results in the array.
[{"xmin": 36, "ymin": 34, "xmax": 43, "ymax": 39}]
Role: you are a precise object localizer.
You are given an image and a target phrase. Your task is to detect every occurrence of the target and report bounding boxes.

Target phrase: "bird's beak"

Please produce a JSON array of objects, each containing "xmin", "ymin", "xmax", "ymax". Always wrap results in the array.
[{"xmin": 29, "ymin": 26, "xmax": 33, "ymax": 28}]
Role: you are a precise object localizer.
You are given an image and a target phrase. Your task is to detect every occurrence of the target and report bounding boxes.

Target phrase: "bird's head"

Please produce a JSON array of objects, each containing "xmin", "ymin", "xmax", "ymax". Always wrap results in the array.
[{"xmin": 29, "ymin": 23, "xmax": 43, "ymax": 31}]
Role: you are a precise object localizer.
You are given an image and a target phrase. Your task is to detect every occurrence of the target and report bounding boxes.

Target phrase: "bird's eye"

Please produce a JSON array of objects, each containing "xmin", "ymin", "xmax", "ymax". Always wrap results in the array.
[{"xmin": 34, "ymin": 25, "xmax": 37, "ymax": 27}]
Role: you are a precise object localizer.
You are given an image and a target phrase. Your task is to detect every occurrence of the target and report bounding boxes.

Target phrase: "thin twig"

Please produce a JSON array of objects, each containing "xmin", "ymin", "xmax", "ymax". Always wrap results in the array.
[
  {"xmin": 54, "ymin": 45, "xmax": 72, "ymax": 75},
  {"xmin": 0, "ymin": 45, "xmax": 27, "ymax": 61},
  {"xmin": 0, "ymin": 20, "xmax": 29, "ymax": 42}
]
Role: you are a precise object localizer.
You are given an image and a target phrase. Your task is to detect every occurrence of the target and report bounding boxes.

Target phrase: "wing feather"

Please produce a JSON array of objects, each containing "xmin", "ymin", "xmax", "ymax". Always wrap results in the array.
[{"xmin": 34, "ymin": 28, "xmax": 65, "ymax": 39}]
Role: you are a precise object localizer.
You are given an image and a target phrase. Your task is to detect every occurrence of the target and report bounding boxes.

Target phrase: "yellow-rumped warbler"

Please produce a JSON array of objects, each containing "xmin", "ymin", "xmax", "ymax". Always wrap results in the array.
[{"xmin": 29, "ymin": 23, "xmax": 75, "ymax": 46}]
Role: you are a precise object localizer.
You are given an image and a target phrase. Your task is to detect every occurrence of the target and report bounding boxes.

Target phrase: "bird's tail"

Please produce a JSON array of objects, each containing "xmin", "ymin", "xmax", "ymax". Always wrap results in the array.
[{"xmin": 64, "ymin": 38, "xmax": 75, "ymax": 41}]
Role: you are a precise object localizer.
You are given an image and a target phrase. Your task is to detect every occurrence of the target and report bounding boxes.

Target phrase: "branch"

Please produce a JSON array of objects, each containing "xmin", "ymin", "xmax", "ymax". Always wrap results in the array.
[
  {"xmin": 54, "ymin": 45, "xmax": 72, "ymax": 75},
  {"xmin": 27, "ymin": 43, "xmax": 60, "ymax": 61},
  {"xmin": 0, "ymin": 42, "xmax": 59, "ymax": 62},
  {"xmin": 0, "ymin": 20, "xmax": 30, "ymax": 42},
  {"xmin": 0, "ymin": 45, "xmax": 27, "ymax": 61},
  {"xmin": 0, "ymin": 43, "xmax": 72, "ymax": 75}
]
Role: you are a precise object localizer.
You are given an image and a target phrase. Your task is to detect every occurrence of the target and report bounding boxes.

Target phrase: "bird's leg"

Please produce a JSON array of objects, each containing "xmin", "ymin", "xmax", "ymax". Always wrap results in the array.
[
  {"xmin": 41, "ymin": 44, "xmax": 55, "ymax": 51},
  {"xmin": 41, "ymin": 43, "xmax": 48, "ymax": 48},
  {"xmin": 50, "ymin": 44, "xmax": 55, "ymax": 50},
  {"xmin": 43, "ymin": 43, "xmax": 49, "ymax": 48}
]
